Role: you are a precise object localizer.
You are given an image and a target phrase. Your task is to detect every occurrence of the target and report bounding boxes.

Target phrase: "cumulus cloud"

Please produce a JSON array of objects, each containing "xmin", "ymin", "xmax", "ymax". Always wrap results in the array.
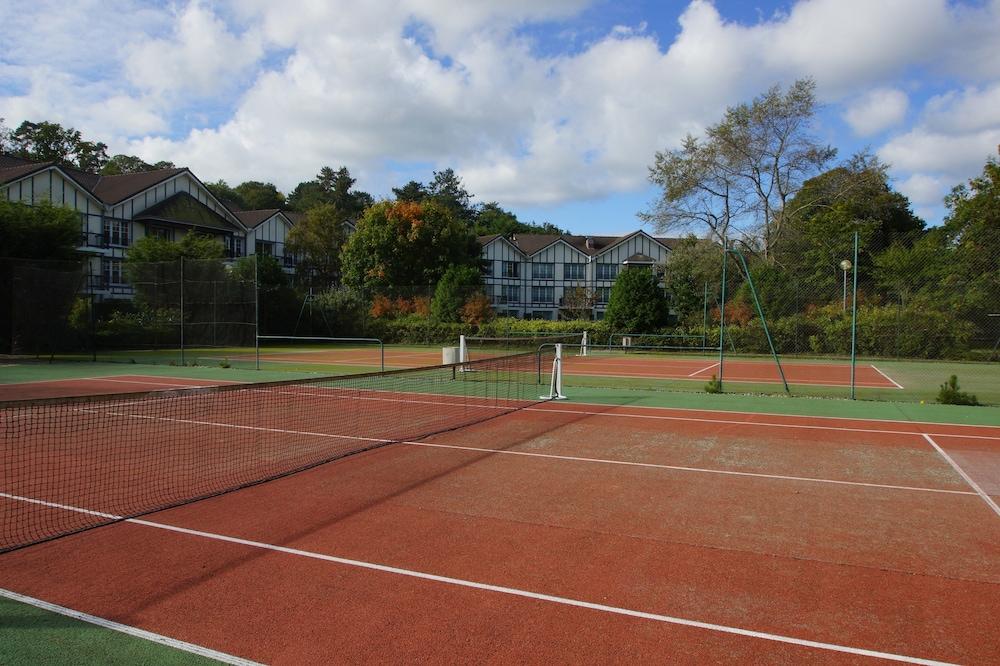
[
  {"xmin": 4, "ymin": 0, "xmax": 1000, "ymax": 217},
  {"xmin": 843, "ymin": 88, "xmax": 909, "ymax": 136}
]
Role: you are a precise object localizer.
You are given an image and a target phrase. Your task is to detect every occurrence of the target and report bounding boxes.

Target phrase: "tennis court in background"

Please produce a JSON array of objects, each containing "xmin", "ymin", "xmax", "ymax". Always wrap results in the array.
[{"xmin": 2, "ymin": 350, "xmax": 998, "ymax": 664}]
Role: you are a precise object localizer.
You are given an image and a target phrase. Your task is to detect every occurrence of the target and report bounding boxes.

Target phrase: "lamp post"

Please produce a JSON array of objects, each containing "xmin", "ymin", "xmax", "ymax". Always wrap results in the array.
[{"xmin": 839, "ymin": 259, "xmax": 852, "ymax": 311}]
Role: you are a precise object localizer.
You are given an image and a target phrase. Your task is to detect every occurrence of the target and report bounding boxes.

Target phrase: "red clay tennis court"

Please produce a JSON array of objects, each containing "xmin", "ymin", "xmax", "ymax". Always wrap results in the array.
[
  {"xmin": 2, "ymin": 354, "xmax": 997, "ymax": 663},
  {"xmin": 246, "ymin": 344, "xmax": 904, "ymax": 389},
  {"xmin": 0, "ymin": 375, "xmax": 241, "ymax": 401}
]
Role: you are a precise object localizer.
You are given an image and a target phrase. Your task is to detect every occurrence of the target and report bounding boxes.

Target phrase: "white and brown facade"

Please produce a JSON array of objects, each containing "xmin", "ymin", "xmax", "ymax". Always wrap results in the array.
[
  {"xmin": 478, "ymin": 231, "xmax": 677, "ymax": 320},
  {"xmin": 0, "ymin": 156, "xmax": 329, "ymax": 296}
]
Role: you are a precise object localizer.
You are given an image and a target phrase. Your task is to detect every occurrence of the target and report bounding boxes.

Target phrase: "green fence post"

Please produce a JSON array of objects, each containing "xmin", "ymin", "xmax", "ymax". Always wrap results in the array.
[
  {"xmin": 850, "ymin": 231, "xmax": 859, "ymax": 400},
  {"xmin": 717, "ymin": 243, "xmax": 728, "ymax": 391},
  {"xmin": 730, "ymin": 246, "xmax": 789, "ymax": 393}
]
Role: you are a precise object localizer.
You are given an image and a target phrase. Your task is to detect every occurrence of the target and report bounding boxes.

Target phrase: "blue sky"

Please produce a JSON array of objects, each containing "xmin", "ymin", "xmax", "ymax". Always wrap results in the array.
[{"xmin": 2, "ymin": 0, "xmax": 999, "ymax": 236}]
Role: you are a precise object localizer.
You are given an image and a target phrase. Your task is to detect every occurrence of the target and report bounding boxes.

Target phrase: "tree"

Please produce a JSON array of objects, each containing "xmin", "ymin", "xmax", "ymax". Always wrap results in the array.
[
  {"xmin": 286, "ymin": 180, "xmax": 326, "ymax": 212},
  {"xmin": 392, "ymin": 180, "xmax": 428, "ymax": 202},
  {"xmin": 560, "ymin": 286, "xmax": 596, "ymax": 320},
  {"xmin": 0, "ymin": 117, "xmax": 11, "ymax": 153},
  {"xmin": 431, "ymin": 265, "xmax": 483, "ymax": 322},
  {"xmin": 287, "ymin": 166, "xmax": 372, "ymax": 217},
  {"xmin": 429, "ymin": 168, "xmax": 475, "ymax": 226},
  {"xmin": 662, "ymin": 236, "xmax": 722, "ymax": 326},
  {"xmin": 285, "ymin": 203, "xmax": 349, "ymax": 289},
  {"xmin": 205, "ymin": 180, "xmax": 247, "ymax": 210},
  {"xmin": 341, "ymin": 199, "xmax": 481, "ymax": 293},
  {"xmin": 126, "ymin": 232, "xmax": 225, "ymax": 264},
  {"xmin": 645, "ymin": 79, "xmax": 836, "ymax": 258},
  {"xmin": 7, "ymin": 120, "xmax": 109, "ymax": 171},
  {"xmin": 777, "ymin": 153, "xmax": 925, "ymax": 303},
  {"xmin": 0, "ymin": 199, "xmax": 81, "ymax": 260},
  {"xmin": 230, "ymin": 254, "xmax": 298, "ymax": 335},
  {"xmin": 604, "ymin": 267, "xmax": 670, "ymax": 331},
  {"xmin": 233, "ymin": 181, "xmax": 284, "ymax": 210},
  {"xmin": 101, "ymin": 154, "xmax": 174, "ymax": 175}
]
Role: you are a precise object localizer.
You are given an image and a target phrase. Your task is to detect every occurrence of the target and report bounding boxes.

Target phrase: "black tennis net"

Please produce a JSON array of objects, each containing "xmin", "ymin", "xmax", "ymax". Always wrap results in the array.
[{"xmin": 1, "ymin": 349, "xmax": 555, "ymax": 553}]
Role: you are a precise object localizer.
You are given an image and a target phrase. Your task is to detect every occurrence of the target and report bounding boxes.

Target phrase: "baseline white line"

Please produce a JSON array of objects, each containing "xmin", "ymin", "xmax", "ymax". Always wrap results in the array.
[
  {"xmin": 871, "ymin": 365, "xmax": 905, "ymax": 390},
  {"xmin": 0, "ymin": 588, "xmax": 262, "ymax": 666},
  {"xmin": 921, "ymin": 434, "xmax": 1000, "ymax": 519},
  {"xmin": 687, "ymin": 362, "xmax": 719, "ymax": 377},
  {"xmin": 0, "ymin": 493, "xmax": 957, "ymax": 666},
  {"xmin": 62, "ymin": 411, "xmax": 971, "ymax": 496}
]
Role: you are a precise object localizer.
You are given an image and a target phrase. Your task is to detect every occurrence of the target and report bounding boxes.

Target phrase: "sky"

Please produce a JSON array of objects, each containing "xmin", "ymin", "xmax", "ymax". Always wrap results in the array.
[{"xmin": 1, "ymin": 0, "xmax": 999, "ymax": 236}]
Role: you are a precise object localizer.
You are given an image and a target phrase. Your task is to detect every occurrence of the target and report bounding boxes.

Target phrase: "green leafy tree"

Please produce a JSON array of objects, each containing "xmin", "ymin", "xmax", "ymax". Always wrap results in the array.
[
  {"xmin": 286, "ymin": 203, "xmax": 349, "ymax": 289},
  {"xmin": 431, "ymin": 264, "xmax": 483, "ymax": 322},
  {"xmin": 429, "ymin": 168, "xmax": 475, "ymax": 227},
  {"xmin": 392, "ymin": 180, "xmax": 428, "ymax": 202},
  {"xmin": 126, "ymin": 232, "xmax": 225, "ymax": 263},
  {"xmin": 662, "ymin": 236, "xmax": 722, "ymax": 326},
  {"xmin": 604, "ymin": 267, "xmax": 670, "ymax": 331},
  {"xmin": 288, "ymin": 166, "xmax": 372, "ymax": 216},
  {"xmin": 645, "ymin": 79, "xmax": 836, "ymax": 258},
  {"xmin": 8, "ymin": 120, "xmax": 109, "ymax": 171},
  {"xmin": 0, "ymin": 199, "xmax": 81, "ymax": 259},
  {"xmin": 341, "ymin": 199, "xmax": 481, "ymax": 293},
  {"xmin": 233, "ymin": 181, "xmax": 285, "ymax": 210},
  {"xmin": 230, "ymin": 255, "xmax": 298, "ymax": 335},
  {"xmin": 205, "ymin": 180, "xmax": 247, "ymax": 210}
]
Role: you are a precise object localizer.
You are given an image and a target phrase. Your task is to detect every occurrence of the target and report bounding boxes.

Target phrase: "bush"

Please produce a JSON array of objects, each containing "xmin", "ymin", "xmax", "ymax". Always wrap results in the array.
[
  {"xmin": 704, "ymin": 374, "xmax": 722, "ymax": 393},
  {"xmin": 936, "ymin": 375, "xmax": 979, "ymax": 406},
  {"xmin": 461, "ymin": 293, "xmax": 494, "ymax": 325},
  {"xmin": 431, "ymin": 265, "xmax": 483, "ymax": 322}
]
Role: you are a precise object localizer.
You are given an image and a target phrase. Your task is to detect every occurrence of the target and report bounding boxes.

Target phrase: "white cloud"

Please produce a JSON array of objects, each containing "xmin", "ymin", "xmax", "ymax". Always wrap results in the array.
[
  {"xmin": 896, "ymin": 173, "xmax": 947, "ymax": 207},
  {"xmin": 123, "ymin": 2, "xmax": 263, "ymax": 98},
  {"xmin": 4, "ymin": 0, "xmax": 1000, "ymax": 217},
  {"xmin": 843, "ymin": 88, "xmax": 908, "ymax": 136}
]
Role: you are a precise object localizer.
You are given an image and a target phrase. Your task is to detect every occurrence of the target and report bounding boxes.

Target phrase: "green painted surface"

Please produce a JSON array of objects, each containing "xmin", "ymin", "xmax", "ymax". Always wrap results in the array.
[{"xmin": 0, "ymin": 596, "xmax": 220, "ymax": 665}]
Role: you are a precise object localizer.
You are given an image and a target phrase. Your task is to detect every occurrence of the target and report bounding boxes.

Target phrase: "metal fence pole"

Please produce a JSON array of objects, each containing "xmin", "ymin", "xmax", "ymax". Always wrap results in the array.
[
  {"xmin": 255, "ymin": 254, "xmax": 261, "ymax": 371},
  {"xmin": 850, "ymin": 231, "xmax": 859, "ymax": 400},
  {"xmin": 179, "ymin": 256, "xmax": 185, "ymax": 366},
  {"xmin": 717, "ymin": 242, "xmax": 728, "ymax": 390}
]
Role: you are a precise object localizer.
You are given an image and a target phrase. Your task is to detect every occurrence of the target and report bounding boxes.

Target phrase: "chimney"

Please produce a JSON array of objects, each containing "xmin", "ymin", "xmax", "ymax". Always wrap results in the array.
[{"xmin": 585, "ymin": 237, "xmax": 595, "ymax": 250}]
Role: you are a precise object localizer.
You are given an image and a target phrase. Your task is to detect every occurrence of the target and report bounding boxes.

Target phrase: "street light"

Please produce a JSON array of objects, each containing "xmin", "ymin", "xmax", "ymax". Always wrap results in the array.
[{"xmin": 839, "ymin": 259, "xmax": 852, "ymax": 311}]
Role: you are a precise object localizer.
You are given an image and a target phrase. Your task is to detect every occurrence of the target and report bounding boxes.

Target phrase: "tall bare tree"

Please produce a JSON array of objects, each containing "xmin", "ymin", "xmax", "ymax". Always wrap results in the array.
[{"xmin": 644, "ymin": 79, "xmax": 836, "ymax": 259}]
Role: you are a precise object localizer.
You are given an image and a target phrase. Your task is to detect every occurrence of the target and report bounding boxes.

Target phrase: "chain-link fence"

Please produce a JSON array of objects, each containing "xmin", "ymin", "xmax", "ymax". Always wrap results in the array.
[{"xmin": 1, "ymin": 256, "xmax": 256, "ymax": 365}]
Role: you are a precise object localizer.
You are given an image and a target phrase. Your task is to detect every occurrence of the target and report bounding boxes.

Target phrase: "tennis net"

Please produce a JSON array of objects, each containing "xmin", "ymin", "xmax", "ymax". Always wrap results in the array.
[
  {"xmin": 1, "ymin": 349, "xmax": 557, "ymax": 553},
  {"xmin": 460, "ymin": 331, "xmax": 587, "ymax": 362}
]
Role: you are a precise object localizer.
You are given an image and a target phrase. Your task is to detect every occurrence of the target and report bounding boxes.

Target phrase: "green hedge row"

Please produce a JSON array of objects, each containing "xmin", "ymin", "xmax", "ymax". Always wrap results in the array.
[{"xmin": 357, "ymin": 305, "xmax": 978, "ymax": 360}]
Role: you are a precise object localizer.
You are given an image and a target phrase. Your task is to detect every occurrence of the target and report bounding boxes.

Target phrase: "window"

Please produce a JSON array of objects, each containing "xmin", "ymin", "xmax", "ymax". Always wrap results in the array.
[
  {"xmin": 530, "ymin": 311, "xmax": 552, "ymax": 321},
  {"xmin": 103, "ymin": 218, "xmax": 129, "ymax": 246},
  {"xmin": 502, "ymin": 261, "xmax": 520, "ymax": 278},
  {"xmin": 148, "ymin": 226, "xmax": 173, "ymax": 241},
  {"xmin": 531, "ymin": 286, "xmax": 554, "ymax": 303},
  {"xmin": 255, "ymin": 240, "xmax": 274, "ymax": 256},
  {"xmin": 532, "ymin": 262, "xmax": 554, "ymax": 279},
  {"xmin": 502, "ymin": 284, "xmax": 520, "ymax": 303},
  {"xmin": 483, "ymin": 261, "xmax": 494, "ymax": 277},
  {"xmin": 225, "ymin": 236, "xmax": 245, "ymax": 257},
  {"xmin": 596, "ymin": 287, "xmax": 612, "ymax": 304},
  {"xmin": 596, "ymin": 263, "xmax": 618, "ymax": 280},
  {"xmin": 564, "ymin": 263, "xmax": 585, "ymax": 280},
  {"xmin": 102, "ymin": 258, "xmax": 124, "ymax": 286}
]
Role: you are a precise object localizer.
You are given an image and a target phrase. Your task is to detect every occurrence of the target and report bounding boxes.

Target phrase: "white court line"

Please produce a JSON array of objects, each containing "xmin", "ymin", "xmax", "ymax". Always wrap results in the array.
[
  {"xmin": 922, "ymin": 434, "xmax": 1000, "ymax": 519},
  {"xmin": 568, "ymin": 369, "xmax": 894, "ymax": 389},
  {"xmin": 0, "ymin": 493, "xmax": 957, "ymax": 666},
  {"xmin": 687, "ymin": 362, "xmax": 719, "ymax": 377},
  {"xmin": 68, "ymin": 409, "xmax": 971, "ymax": 496},
  {"xmin": 0, "ymin": 588, "xmax": 262, "ymax": 665},
  {"xmin": 871, "ymin": 366, "xmax": 905, "ymax": 390}
]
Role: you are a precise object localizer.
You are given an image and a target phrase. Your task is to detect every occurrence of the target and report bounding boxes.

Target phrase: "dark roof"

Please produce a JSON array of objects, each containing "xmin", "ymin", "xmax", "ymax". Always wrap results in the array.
[
  {"xmin": 0, "ymin": 154, "xmax": 37, "ymax": 169},
  {"xmin": 0, "ymin": 161, "xmax": 50, "ymax": 186},
  {"xmin": 92, "ymin": 167, "xmax": 187, "ymax": 205},
  {"xmin": 234, "ymin": 209, "xmax": 283, "ymax": 228},
  {"xmin": 479, "ymin": 231, "xmax": 681, "ymax": 257},
  {"xmin": 135, "ymin": 191, "xmax": 238, "ymax": 232}
]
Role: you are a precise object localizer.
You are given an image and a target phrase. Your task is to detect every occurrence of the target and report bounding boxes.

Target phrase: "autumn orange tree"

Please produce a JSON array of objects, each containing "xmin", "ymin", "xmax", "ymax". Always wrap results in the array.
[{"xmin": 341, "ymin": 199, "xmax": 480, "ymax": 294}]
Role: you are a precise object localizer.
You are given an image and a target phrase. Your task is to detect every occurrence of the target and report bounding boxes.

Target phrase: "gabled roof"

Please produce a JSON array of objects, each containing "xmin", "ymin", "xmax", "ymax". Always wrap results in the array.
[
  {"xmin": 0, "ymin": 159, "xmax": 105, "ymax": 204},
  {"xmin": 234, "ymin": 209, "xmax": 285, "ymax": 228},
  {"xmin": 0, "ymin": 161, "xmax": 48, "ymax": 186},
  {"xmin": 0, "ymin": 154, "xmax": 37, "ymax": 169},
  {"xmin": 93, "ymin": 167, "xmax": 188, "ymax": 205},
  {"xmin": 135, "ymin": 191, "xmax": 240, "ymax": 233},
  {"xmin": 478, "ymin": 231, "xmax": 681, "ymax": 258}
]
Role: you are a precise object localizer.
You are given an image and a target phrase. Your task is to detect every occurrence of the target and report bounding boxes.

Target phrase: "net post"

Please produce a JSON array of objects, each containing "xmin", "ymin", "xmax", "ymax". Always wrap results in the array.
[
  {"xmin": 179, "ymin": 256, "xmax": 185, "ymax": 366},
  {"xmin": 849, "ymin": 231, "xmax": 859, "ymax": 400},
  {"xmin": 254, "ymin": 254, "xmax": 260, "ymax": 371},
  {"xmin": 459, "ymin": 334, "xmax": 468, "ymax": 363},
  {"xmin": 581, "ymin": 330, "xmax": 589, "ymax": 357},
  {"xmin": 542, "ymin": 343, "xmax": 567, "ymax": 400}
]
